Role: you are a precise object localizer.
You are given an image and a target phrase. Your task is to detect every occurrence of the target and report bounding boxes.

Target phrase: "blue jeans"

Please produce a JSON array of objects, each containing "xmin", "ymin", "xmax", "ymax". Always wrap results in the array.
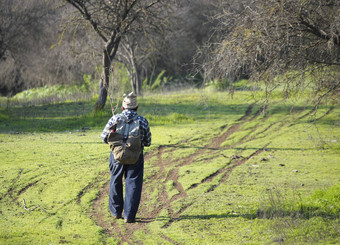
[{"xmin": 108, "ymin": 152, "xmax": 144, "ymax": 219}]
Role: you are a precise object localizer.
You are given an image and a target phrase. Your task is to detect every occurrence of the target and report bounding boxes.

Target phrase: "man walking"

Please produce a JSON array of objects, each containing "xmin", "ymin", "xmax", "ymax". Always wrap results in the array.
[{"xmin": 101, "ymin": 92, "xmax": 151, "ymax": 223}]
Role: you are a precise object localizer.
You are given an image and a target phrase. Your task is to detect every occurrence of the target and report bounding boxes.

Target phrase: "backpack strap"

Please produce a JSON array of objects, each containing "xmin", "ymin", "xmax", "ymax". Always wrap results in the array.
[
  {"xmin": 121, "ymin": 114, "xmax": 139, "ymax": 140},
  {"xmin": 122, "ymin": 122, "xmax": 130, "ymax": 140}
]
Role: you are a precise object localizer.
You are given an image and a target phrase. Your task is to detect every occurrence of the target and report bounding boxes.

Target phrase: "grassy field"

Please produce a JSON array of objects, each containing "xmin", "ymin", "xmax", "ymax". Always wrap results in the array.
[{"xmin": 0, "ymin": 90, "xmax": 339, "ymax": 244}]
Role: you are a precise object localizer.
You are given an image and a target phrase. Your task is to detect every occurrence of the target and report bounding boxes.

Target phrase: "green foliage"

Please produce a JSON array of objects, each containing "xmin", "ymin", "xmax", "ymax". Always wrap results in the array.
[
  {"xmin": 258, "ymin": 183, "xmax": 340, "ymax": 220},
  {"xmin": 81, "ymin": 74, "xmax": 95, "ymax": 93},
  {"xmin": 111, "ymin": 62, "xmax": 131, "ymax": 95},
  {"xmin": 151, "ymin": 70, "xmax": 167, "ymax": 90},
  {"xmin": 8, "ymin": 76, "xmax": 98, "ymax": 107},
  {"xmin": 13, "ymin": 85, "xmax": 79, "ymax": 100},
  {"xmin": 143, "ymin": 70, "xmax": 168, "ymax": 92},
  {"xmin": 308, "ymin": 184, "xmax": 340, "ymax": 215},
  {"xmin": 205, "ymin": 78, "xmax": 230, "ymax": 91}
]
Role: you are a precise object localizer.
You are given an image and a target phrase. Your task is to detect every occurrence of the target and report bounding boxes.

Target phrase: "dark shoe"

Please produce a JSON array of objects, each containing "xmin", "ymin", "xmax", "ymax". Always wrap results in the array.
[
  {"xmin": 124, "ymin": 218, "xmax": 135, "ymax": 223},
  {"xmin": 112, "ymin": 214, "xmax": 122, "ymax": 219}
]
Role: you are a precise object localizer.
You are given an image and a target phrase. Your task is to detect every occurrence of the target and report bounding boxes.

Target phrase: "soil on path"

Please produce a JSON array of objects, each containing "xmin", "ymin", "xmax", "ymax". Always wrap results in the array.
[{"xmin": 91, "ymin": 104, "xmax": 271, "ymax": 244}]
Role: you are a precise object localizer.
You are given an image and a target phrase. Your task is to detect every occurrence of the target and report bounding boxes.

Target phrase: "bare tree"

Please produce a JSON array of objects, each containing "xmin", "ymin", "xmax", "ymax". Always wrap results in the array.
[
  {"xmin": 0, "ymin": 0, "xmax": 51, "ymax": 95},
  {"xmin": 201, "ymin": 0, "xmax": 340, "ymax": 102},
  {"xmin": 64, "ymin": 0, "xmax": 172, "ymax": 111},
  {"xmin": 116, "ymin": 8, "xmax": 168, "ymax": 96},
  {"xmin": 119, "ymin": 0, "xmax": 220, "ymax": 91},
  {"xmin": 119, "ymin": 39, "xmax": 144, "ymax": 96},
  {"xmin": 0, "ymin": 0, "xmax": 97, "ymax": 96}
]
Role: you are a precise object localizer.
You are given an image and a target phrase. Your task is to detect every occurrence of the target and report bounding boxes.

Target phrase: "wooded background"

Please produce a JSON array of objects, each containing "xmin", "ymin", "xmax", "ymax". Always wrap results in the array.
[{"xmin": 1, "ymin": 0, "xmax": 339, "ymax": 108}]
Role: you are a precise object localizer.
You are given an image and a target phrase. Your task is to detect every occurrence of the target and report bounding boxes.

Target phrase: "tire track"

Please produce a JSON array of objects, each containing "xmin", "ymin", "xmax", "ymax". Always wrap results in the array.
[
  {"xmin": 206, "ymin": 145, "xmax": 270, "ymax": 193},
  {"xmin": 211, "ymin": 105, "xmax": 254, "ymax": 149},
  {"xmin": 92, "ymin": 181, "xmax": 125, "ymax": 244},
  {"xmin": 16, "ymin": 179, "xmax": 40, "ymax": 198},
  {"xmin": 91, "ymin": 104, "xmax": 272, "ymax": 243},
  {"xmin": 1, "ymin": 168, "xmax": 23, "ymax": 200}
]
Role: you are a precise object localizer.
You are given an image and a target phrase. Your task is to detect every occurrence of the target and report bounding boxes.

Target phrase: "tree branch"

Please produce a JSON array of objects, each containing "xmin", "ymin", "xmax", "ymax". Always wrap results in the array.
[
  {"xmin": 122, "ymin": 0, "xmax": 161, "ymax": 34},
  {"xmin": 66, "ymin": 0, "xmax": 108, "ymax": 42},
  {"xmin": 299, "ymin": 14, "xmax": 340, "ymax": 46},
  {"xmin": 23, "ymin": 199, "xmax": 48, "ymax": 213}
]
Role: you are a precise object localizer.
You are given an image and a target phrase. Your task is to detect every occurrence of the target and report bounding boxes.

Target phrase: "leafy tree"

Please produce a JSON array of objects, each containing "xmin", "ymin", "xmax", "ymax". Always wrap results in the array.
[{"xmin": 201, "ymin": 0, "xmax": 340, "ymax": 103}]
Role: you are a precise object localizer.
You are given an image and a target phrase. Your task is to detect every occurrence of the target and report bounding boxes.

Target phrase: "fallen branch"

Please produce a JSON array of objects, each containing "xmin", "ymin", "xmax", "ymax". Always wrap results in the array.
[{"xmin": 22, "ymin": 199, "xmax": 48, "ymax": 213}]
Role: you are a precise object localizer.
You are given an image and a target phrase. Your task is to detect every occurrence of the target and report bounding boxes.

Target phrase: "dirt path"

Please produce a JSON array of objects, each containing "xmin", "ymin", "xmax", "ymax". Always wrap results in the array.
[{"xmin": 91, "ymin": 104, "xmax": 272, "ymax": 244}]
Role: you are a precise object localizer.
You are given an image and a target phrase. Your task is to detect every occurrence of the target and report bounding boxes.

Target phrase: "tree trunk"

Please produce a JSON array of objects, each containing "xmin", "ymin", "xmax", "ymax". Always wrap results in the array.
[
  {"xmin": 94, "ymin": 51, "xmax": 111, "ymax": 111},
  {"xmin": 135, "ymin": 66, "xmax": 141, "ymax": 95},
  {"xmin": 94, "ymin": 35, "xmax": 121, "ymax": 111},
  {"xmin": 129, "ymin": 52, "xmax": 141, "ymax": 95},
  {"xmin": 129, "ymin": 63, "xmax": 141, "ymax": 95},
  {"xmin": 94, "ymin": 70, "xmax": 109, "ymax": 111},
  {"xmin": 131, "ymin": 74, "xmax": 137, "ymax": 95}
]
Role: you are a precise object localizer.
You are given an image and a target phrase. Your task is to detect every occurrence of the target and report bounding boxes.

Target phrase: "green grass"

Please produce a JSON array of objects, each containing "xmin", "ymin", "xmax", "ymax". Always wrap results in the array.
[{"xmin": 0, "ymin": 90, "xmax": 339, "ymax": 244}]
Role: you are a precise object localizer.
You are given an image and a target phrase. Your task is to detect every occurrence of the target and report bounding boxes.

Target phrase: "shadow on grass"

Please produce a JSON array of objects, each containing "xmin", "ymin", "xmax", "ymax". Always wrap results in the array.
[
  {"xmin": 140, "ymin": 209, "xmax": 339, "ymax": 225},
  {"xmin": 0, "ymin": 98, "xmax": 337, "ymax": 133},
  {"xmin": 257, "ymin": 208, "xmax": 340, "ymax": 220},
  {"xmin": 135, "ymin": 213, "xmax": 257, "ymax": 224},
  {"xmin": 156, "ymin": 144, "xmax": 315, "ymax": 152},
  {"xmin": 0, "ymin": 117, "xmax": 108, "ymax": 133},
  {"xmin": 179, "ymin": 210, "xmax": 339, "ymax": 221},
  {"xmin": 175, "ymin": 213, "xmax": 258, "ymax": 220},
  {"xmin": 0, "ymin": 102, "xmax": 251, "ymax": 133},
  {"xmin": 54, "ymin": 141, "xmax": 103, "ymax": 144}
]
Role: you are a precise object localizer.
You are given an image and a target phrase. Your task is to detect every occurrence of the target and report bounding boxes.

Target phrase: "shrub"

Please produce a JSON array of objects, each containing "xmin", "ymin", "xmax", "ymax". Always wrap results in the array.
[{"xmin": 258, "ymin": 184, "xmax": 340, "ymax": 219}]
